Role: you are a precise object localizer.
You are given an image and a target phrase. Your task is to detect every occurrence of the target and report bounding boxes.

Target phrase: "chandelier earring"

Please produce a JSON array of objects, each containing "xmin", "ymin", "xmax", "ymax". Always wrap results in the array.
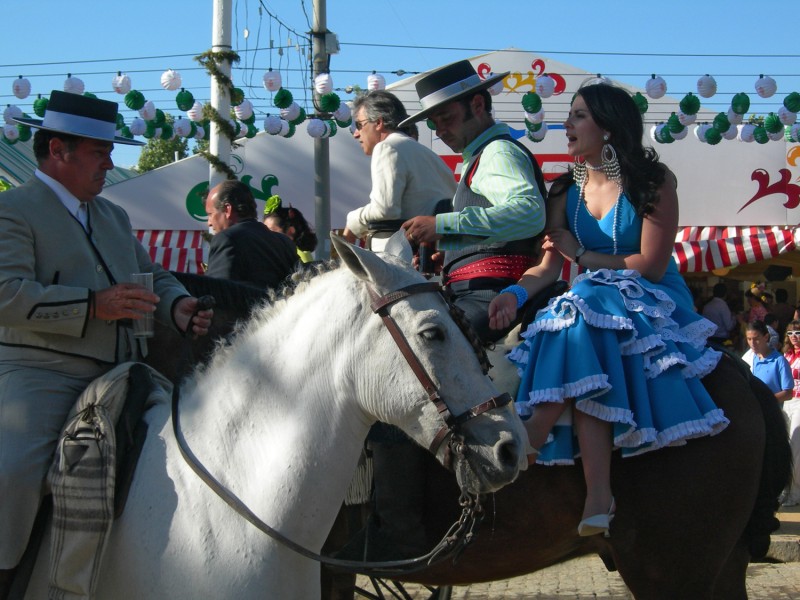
[
  {"xmin": 601, "ymin": 137, "xmax": 622, "ymax": 184},
  {"xmin": 573, "ymin": 155, "xmax": 587, "ymax": 190}
]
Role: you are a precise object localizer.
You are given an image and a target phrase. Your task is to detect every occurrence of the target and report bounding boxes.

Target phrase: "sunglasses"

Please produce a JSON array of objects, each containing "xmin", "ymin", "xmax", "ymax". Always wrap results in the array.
[
  {"xmin": 354, "ymin": 120, "xmax": 371, "ymax": 131},
  {"xmin": 787, "ymin": 331, "xmax": 800, "ymax": 336}
]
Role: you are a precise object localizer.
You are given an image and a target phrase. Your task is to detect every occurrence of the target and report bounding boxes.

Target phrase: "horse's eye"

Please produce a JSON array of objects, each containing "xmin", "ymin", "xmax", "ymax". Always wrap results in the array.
[{"xmin": 421, "ymin": 326, "xmax": 445, "ymax": 342}]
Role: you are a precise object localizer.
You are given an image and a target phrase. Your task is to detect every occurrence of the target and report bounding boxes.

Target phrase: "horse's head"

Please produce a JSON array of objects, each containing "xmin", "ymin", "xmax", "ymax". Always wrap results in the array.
[{"xmin": 332, "ymin": 233, "xmax": 526, "ymax": 495}]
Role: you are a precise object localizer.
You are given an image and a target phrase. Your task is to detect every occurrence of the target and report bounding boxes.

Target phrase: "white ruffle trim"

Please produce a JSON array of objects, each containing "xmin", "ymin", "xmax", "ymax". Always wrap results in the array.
[{"xmin": 521, "ymin": 373, "xmax": 611, "ymax": 405}]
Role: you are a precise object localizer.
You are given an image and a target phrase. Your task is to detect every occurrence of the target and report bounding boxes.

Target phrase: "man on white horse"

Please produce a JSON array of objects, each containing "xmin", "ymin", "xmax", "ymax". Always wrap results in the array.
[{"xmin": 0, "ymin": 91, "xmax": 213, "ymax": 598}]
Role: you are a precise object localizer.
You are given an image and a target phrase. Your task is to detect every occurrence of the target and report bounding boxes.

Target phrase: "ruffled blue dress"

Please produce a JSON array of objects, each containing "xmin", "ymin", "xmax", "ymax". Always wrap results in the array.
[{"xmin": 509, "ymin": 185, "xmax": 728, "ymax": 464}]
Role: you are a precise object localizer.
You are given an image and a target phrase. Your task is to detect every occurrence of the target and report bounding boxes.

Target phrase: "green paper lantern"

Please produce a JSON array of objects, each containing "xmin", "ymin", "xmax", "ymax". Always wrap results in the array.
[
  {"xmin": 327, "ymin": 120, "xmax": 338, "ymax": 137},
  {"xmin": 245, "ymin": 123, "xmax": 258, "ymax": 138},
  {"xmin": 712, "ymin": 112, "xmax": 730, "ymax": 132},
  {"xmin": 783, "ymin": 92, "xmax": 800, "ymax": 114},
  {"xmin": 679, "ymin": 93, "xmax": 700, "ymax": 116},
  {"xmin": 82, "ymin": 92, "xmax": 97, "ymax": 99},
  {"xmin": 289, "ymin": 107, "xmax": 306, "ymax": 126},
  {"xmin": 731, "ymin": 92, "xmax": 750, "ymax": 115},
  {"xmin": 230, "ymin": 87, "xmax": 245, "ymax": 107},
  {"xmin": 785, "ymin": 126, "xmax": 795, "ymax": 142},
  {"xmin": 284, "ymin": 122, "xmax": 296, "ymax": 138},
  {"xmin": 143, "ymin": 121, "xmax": 157, "ymax": 139},
  {"xmin": 704, "ymin": 127, "xmax": 722, "ymax": 145},
  {"xmin": 526, "ymin": 120, "xmax": 543, "ymax": 132},
  {"xmin": 753, "ymin": 126, "xmax": 769, "ymax": 144},
  {"xmin": 632, "ymin": 92, "xmax": 648, "ymax": 114},
  {"xmin": 189, "ymin": 122, "xmax": 197, "ymax": 138},
  {"xmin": 273, "ymin": 88, "xmax": 293, "ymax": 109},
  {"xmin": 33, "ymin": 96, "xmax": 48, "ymax": 118},
  {"xmin": 124, "ymin": 90, "xmax": 145, "ymax": 111},
  {"xmin": 426, "ymin": 119, "xmax": 436, "ymax": 130},
  {"xmin": 16, "ymin": 124, "xmax": 31, "ymax": 142},
  {"xmin": 666, "ymin": 113, "xmax": 684, "ymax": 133},
  {"xmin": 521, "ymin": 92, "xmax": 542, "ymax": 114},
  {"xmin": 764, "ymin": 112, "xmax": 783, "ymax": 134},
  {"xmin": 319, "ymin": 92, "xmax": 341, "ymax": 113},
  {"xmin": 153, "ymin": 109, "xmax": 166, "ymax": 126},
  {"xmin": 335, "ymin": 117, "xmax": 352, "ymax": 128},
  {"xmin": 242, "ymin": 113, "xmax": 256, "ymax": 125},
  {"xmin": 176, "ymin": 88, "xmax": 195, "ymax": 112},
  {"xmin": 116, "ymin": 114, "xmax": 125, "ymax": 129},
  {"xmin": 159, "ymin": 123, "xmax": 173, "ymax": 140},
  {"xmin": 119, "ymin": 125, "xmax": 133, "ymax": 140}
]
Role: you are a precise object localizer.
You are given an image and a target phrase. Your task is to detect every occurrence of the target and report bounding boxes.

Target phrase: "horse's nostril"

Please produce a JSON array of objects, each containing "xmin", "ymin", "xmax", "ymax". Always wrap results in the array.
[{"xmin": 497, "ymin": 439, "xmax": 520, "ymax": 469}]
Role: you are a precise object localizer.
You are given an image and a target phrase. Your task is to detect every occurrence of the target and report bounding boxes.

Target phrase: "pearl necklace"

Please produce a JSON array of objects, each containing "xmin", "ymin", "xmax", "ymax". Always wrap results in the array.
[{"xmin": 573, "ymin": 182, "xmax": 623, "ymax": 256}]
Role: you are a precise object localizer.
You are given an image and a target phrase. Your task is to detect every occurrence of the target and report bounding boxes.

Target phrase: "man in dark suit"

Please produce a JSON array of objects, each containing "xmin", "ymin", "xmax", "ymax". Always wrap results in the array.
[{"xmin": 204, "ymin": 180, "xmax": 299, "ymax": 288}]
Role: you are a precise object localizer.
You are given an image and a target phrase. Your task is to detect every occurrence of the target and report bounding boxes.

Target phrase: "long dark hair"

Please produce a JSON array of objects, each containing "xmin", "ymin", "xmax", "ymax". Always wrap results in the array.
[
  {"xmin": 783, "ymin": 319, "xmax": 800, "ymax": 355},
  {"xmin": 264, "ymin": 205, "xmax": 318, "ymax": 253},
  {"xmin": 551, "ymin": 83, "xmax": 667, "ymax": 217}
]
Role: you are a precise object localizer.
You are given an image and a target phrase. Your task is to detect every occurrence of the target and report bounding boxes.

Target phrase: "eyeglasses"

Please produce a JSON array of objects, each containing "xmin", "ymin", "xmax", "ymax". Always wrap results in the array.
[
  {"xmin": 787, "ymin": 331, "xmax": 800, "ymax": 336},
  {"xmin": 354, "ymin": 120, "xmax": 372, "ymax": 131}
]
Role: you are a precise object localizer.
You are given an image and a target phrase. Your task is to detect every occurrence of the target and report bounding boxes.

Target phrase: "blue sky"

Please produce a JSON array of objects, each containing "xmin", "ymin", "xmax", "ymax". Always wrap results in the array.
[{"xmin": 3, "ymin": 0, "xmax": 799, "ymax": 168}]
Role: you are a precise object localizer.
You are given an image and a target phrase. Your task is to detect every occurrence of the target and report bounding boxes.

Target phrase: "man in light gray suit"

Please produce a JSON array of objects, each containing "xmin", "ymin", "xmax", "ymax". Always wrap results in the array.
[{"xmin": 0, "ymin": 91, "xmax": 213, "ymax": 596}]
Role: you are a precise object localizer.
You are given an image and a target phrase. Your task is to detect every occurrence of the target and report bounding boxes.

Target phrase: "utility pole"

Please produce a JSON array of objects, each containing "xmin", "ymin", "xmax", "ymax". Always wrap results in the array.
[
  {"xmin": 311, "ymin": 0, "xmax": 331, "ymax": 259},
  {"xmin": 209, "ymin": 0, "xmax": 232, "ymax": 190}
]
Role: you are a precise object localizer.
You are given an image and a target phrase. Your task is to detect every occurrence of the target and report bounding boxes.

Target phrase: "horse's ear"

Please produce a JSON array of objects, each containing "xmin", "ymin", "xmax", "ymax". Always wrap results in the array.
[
  {"xmin": 382, "ymin": 230, "xmax": 413, "ymax": 263},
  {"xmin": 330, "ymin": 233, "xmax": 393, "ymax": 286}
]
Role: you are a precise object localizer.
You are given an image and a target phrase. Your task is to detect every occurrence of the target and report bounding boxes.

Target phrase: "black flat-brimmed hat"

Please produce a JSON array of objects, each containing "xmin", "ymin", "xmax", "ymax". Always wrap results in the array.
[
  {"xmin": 399, "ymin": 60, "xmax": 508, "ymax": 127},
  {"xmin": 13, "ymin": 90, "xmax": 144, "ymax": 146}
]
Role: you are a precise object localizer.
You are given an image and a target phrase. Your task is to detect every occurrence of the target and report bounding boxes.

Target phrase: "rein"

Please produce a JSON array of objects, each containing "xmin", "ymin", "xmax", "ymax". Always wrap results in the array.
[{"xmin": 171, "ymin": 279, "xmax": 511, "ymax": 575}]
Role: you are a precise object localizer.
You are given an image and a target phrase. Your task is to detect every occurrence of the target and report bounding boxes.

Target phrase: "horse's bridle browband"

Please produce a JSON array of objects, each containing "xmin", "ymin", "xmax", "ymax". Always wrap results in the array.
[{"xmin": 367, "ymin": 282, "xmax": 512, "ymax": 463}]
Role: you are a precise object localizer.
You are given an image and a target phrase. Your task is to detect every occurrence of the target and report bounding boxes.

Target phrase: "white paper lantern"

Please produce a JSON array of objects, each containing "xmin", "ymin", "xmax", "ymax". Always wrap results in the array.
[
  {"xmin": 306, "ymin": 118, "xmax": 327, "ymax": 138},
  {"xmin": 678, "ymin": 110, "xmax": 697, "ymax": 127},
  {"xmin": 755, "ymin": 75, "xmax": 777, "ymax": 99},
  {"xmin": 160, "ymin": 69, "xmax": 182, "ymax": 91},
  {"xmin": 649, "ymin": 124, "xmax": 660, "ymax": 143},
  {"xmin": 720, "ymin": 124, "xmax": 737, "ymax": 140},
  {"xmin": 187, "ymin": 101, "xmax": 204, "ymax": 122},
  {"xmin": 739, "ymin": 123, "xmax": 756, "ymax": 142},
  {"xmin": 12, "ymin": 76, "xmax": 31, "ymax": 100},
  {"xmin": 234, "ymin": 99, "xmax": 254, "ymax": 121},
  {"xmin": 367, "ymin": 71, "xmax": 386, "ymax": 91},
  {"xmin": 487, "ymin": 73, "xmax": 504, "ymax": 96},
  {"xmin": 778, "ymin": 106, "xmax": 797, "ymax": 126},
  {"xmin": 280, "ymin": 102, "xmax": 301, "ymax": 122},
  {"xmin": 535, "ymin": 74, "xmax": 555, "ymax": 99},
  {"xmin": 645, "ymin": 75, "xmax": 667, "ymax": 99},
  {"xmin": 64, "ymin": 74, "xmax": 85, "ymax": 95},
  {"xmin": 525, "ymin": 110, "xmax": 545, "ymax": 125},
  {"xmin": 791, "ymin": 123, "xmax": 800, "ymax": 143},
  {"xmin": 333, "ymin": 103, "xmax": 351, "ymax": 122},
  {"xmin": 3, "ymin": 124, "xmax": 19, "ymax": 141},
  {"xmin": 3, "ymin": 104, "xmax": 23, "ymax": 125},
  {"xmin": 129, "ymin": 117, "xmax": 146, "ymax": 136},
  {"xmin": 671, "ymin": 125, "xmax": 689, "ymax": 141},
  {"xmin": 694, "ymin": 123, "xmax": 710, "ymax": 143},
  {"xmin": 112, "ymin": 73, "xmax": 131, "ymax": 95},
  {"xmin": 697, "ymin": 74, "xmax": 717, "ymax": 98},
  {"xmin": 726, "ymin": 108, "xmax": 743, "ymax": 126},
  {"xmin": 277, "ymin": 119, "xmax": 291, "ymax": 137},
  {"xmin": 194, "ymin": 125, "xmax": 205, "ymax": 140},
  {"xmin": 768, "ymin": 130, "xmax": 785, "ymax": 141},
  {"xmin": 174, "ymin": 117, "xmax": 192, "ymax": 137},
  {"xmin": 528, "ymin": 121, "xmax": 548, "ymax": 141},
  {"xmin": 264, "ymin": 114, "xmax": 283, "ymax": 135},
  {"xmin": 263, "ymin": 69, "xmax": 282, "ymax": 92},
  {"xmin": 139, "ymin": 100, "xmax": 156, "ymax": 121},
  {"xmin": 314, "ymin": 73, "xmax": 333, "ymax": 95}
]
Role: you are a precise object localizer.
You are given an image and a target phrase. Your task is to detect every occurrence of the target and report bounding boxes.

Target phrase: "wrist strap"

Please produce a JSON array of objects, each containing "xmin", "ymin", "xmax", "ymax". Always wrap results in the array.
[{"xmin": 499, "ymin": 284, "xmax": 528, "ymax": 309}]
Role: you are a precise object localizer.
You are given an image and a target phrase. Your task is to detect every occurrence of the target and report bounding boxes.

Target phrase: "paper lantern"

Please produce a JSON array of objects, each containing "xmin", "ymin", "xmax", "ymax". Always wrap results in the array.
[
  {"xmin": 317, "ymin": 92, "xmax": 339, "ymax": 113},
  {"xmin": 753, "ymin": 125, "xmax": 769, "ymax": 144},
  {"xmin": 187, "ymin": 101, "xmax": 204, "ymax": 122},
  {"xmin": 679, "ymin": 93, "xmax": 700, "ymax": 116},
  {"xmin": 115, "ymin": 114, "xmax": 125, "ymax": 130},
  {"xmin": 730, "ymin": 92, "xmax": 751, "ymax": 115},
  {"xmin": 160, "ymin": 69, "xmax": 182, "ymax": 91},
  {"xmin": 175, "ymin": 88, "xmax": 195, "ymax": 112},
  {"xmin": 263, "ymin": 69, "xmax": 282, "ymax": 92},
  {"xmin": 173, "ymin": 117, "xmax": 192, "ymax": 137},
  {"xmin": 791, "ymin": 123, "xmax": 800, "ymax": 142},
  {"xmin": 245, "ymin": 123, "xmax": 258, "ymax": 138},
  {"xmin": 282, "ymin": 122, "xmax": 296, "ymax": 138},
  {"xmin": 139, "ymin": 100, "xmax": 156, "ymax": 121},
  {"xmin": 784, "ymin": 92, "xmax": 800, "ymax": 113},
  {"xmin": 651, "ymin": 124, "xmax": 664, "ymax": 143},
  {"xmin": 367, "ymin": 71, "xmax": 386, "ymax": 91},
  {"xmin": 764, "ymin": 112, "xmax": 783, "ymax": 134},
  {"xmin": 722, "ymin": 124, "xmax": 738, "ymax": 140},
  {"xmin": 645, "ymin": 74, "xmax": 666, "ymax": 99},
  {"xmin": 234, "ymin": 99, "xmax": 254, "ymax": 121},
  {"xmin": 525, "ymin": 109, "xmax": 545, "ymax": 125},
  {"xmin": 697, "ymin": 74, "xmax": 717, "ymax": 98},
  {"xmin": 314, "ymin": 73, "xmax": 333, "ymax": 95},
  {"xmin": 123, "ymin": 90, "xmax": 144, "ymax": 111},
  {"xmin": 526, "ymin": 120, "xmax": 543, "ymax": 133},
  {"xmin": 280, "ymin": 102, "xmax": 301, "ymax": 123},
  {"xmin": 487, "ymin": 73, "xmax": 504, "ymax": 96},
  {"xmin": 64, "ymin": 74, "xmax": 85, "ymax": 95},
  {"xmin": 112, "ymin": 72, "xmax": 131, "ymax": 95},
  {"xmin": 264, "ymin": 114, "xmax": 283, "ymax": 135},
  {"xmin": 738, "ymin": 123, "xmax": 756, "ymax": 142},
  {"xmin": 3, "ymin": 124, "xmax": 19, "ymax": 142},
  {"xmin": 273, "ymin": 88, "xmax": 294, "ymax": 109},
  {"xmin": 535, "ymin": 74, "xmax": 555, "ymax": 99},
  {"xmin": 153, "ymin": 109, "xmax": 166, "ymax": 126},
  {"xmin": 3, "ymin": 104, "xmax": 22, "ymax": 125},
  {"xmin": 712, "ymin": 112, "xmax": 730, "ymax": 132},
  {"xmin": 671, "ymin": 125, "xmax": 689, "ymax": 140},
  {"xmin": 306, "ymin": 118, "xmax": 328, "ymax": 138},
  {"xmin": 33, "ymin": 95, "xmax": 48, "ymax": 118},
  {"xmin": 694, "ymin": 123, "xmax": 711, "ymax": 143},
  {"xmin": 632, "ymin": 92, "xmax": 648, "ymax": 114},
  {"xmin": 230, "ymin": 87, "xmax": 245, "ymax": 107},
  {"xmin": 333, "ymin": 102, "xmax": 351, "ymax": 124},
  {"xmin": 755, "ymin": 74, "xmax": 777, "ymax": 99},
  {"xmin": 521, "ymin": 92, "xmax": 542, "ymax": 114},
  {"xmin": 768, "ymin": 130, "xmax": 784, "ymax": 141},
  {"xmin": 526, "ymin": 121, "xmax": 548, "ymax": 142},
  {"xmin": 129, "ymin": 117, "xmax": 146, "ymax": 136},
  {"xmin": 726, "ymin": 108, "xmax": 743, "ymax": 125},
  {"xmin": 778, "ymin": 106, "xmax": 797, "ymax": 126},
  {"xmin": 677, "ymin": 110, "xmax": 696, "ymax": 127},
  {"xmin": 666, "ymin": 113, "xmax": 684, "ymax": 134},
  {"xmin": 159, "ymin": 123, "xmax": 174, "ymax": 140},
  {"xmin": 705, "ymin": 127, "xmax": 722, "ymax": 145},
  {"xmin": 12, "ymin": 76, "xmax": 31, "ymax": 100},
  {"xmin": 289, "ymin": 107, "xmax": 306, "ymax": 126}
]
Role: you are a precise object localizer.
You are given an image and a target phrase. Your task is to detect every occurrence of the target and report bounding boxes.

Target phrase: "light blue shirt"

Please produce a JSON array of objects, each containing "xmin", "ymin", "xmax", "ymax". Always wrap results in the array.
[{"xmin": 752, "ymin": 350, "xmax": 793, "ymax": 394}]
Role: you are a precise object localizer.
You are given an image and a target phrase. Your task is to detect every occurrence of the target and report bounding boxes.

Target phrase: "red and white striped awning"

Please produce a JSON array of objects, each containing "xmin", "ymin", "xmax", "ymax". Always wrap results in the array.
[
  {"xmin": 560, "ymin": 225, "xmax": 800, "ymax": 282},
  {"xmin": 135, "ymin": 230, "xmax": 206, "ymax": 274}
]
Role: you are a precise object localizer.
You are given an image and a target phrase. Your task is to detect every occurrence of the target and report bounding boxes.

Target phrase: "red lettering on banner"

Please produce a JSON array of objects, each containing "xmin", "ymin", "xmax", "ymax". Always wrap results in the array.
[{"xmin": 738, "ymin": 168, "xmax": 800, "ymax": 212}]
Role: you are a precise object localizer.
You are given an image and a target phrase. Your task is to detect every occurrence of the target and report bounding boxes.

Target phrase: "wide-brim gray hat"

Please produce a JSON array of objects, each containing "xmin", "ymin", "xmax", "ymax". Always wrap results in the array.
[
  {"xmin": 13, "ymin": 90, "xmax": 144, "ymax": 146},
  {"xmin": 399, "ymin": 60, "xmax": 508, "ymax": 128}
]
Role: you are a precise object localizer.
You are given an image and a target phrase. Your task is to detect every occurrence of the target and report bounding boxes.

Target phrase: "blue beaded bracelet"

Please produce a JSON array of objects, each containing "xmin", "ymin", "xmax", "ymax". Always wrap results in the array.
[{"xmin": 499, "ymin": 284, "xmax": 528, "ymax": 309}]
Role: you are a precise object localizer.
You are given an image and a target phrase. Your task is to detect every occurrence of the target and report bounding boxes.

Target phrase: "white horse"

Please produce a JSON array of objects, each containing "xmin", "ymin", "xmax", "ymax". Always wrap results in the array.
[{"xmin": 25, "ymin": 235, "xmax": 527, "ymax": 599}]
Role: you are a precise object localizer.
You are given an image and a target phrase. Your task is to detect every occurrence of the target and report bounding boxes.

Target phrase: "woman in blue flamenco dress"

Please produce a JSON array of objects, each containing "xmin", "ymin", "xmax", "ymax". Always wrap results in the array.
[{"xmin": 488, "ymin": 82, "xmax": 728, "ymax": 537}]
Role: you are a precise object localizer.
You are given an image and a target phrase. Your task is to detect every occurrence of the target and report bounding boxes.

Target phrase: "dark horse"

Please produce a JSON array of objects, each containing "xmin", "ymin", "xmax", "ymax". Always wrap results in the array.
[{"xmin": 147, "ymin": 271, "xmax": 792, "ymax": 600}]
